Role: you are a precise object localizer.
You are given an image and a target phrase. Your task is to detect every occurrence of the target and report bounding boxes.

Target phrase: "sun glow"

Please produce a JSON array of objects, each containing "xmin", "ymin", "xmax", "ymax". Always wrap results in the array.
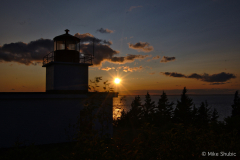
[{"xmin": 114, "ymin": 78, "xmax": 121, "ymax": 84}]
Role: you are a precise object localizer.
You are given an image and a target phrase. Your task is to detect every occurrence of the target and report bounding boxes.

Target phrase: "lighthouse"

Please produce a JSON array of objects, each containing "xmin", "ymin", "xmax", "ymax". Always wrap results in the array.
[
  {"xmin": 0, "ymin": 29, "xmax": 117, "ymax": 148},
  {"xmin": 42, "ymin": 29, "xmax": 93, "ymax": 93}
]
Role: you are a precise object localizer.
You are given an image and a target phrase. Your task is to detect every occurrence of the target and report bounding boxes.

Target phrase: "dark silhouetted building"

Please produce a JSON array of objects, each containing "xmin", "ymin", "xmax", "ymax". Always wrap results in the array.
[{"xmin": 0, "ymin": 30, "xmax": 117, "ymax": 148}]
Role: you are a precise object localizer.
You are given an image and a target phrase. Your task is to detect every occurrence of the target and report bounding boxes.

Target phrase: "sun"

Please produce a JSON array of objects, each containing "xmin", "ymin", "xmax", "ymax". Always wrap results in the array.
[{"xmin": 114, "ymin": 78, "xmax": 121, "ymax": 84}]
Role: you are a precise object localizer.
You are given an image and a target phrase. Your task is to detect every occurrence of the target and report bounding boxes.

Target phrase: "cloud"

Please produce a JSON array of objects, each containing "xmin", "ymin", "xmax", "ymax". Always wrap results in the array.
[
  {"xmin": 161, "ymin": 72, "xmax": 236, "ymax": 83},
  {"xmin": 80, "ymin": 43, "xmax": 119, "ymax": 66},
  {"xmin": 0, "ymin": 39, "xmax": 53, "ymax": 65},
  {"xmin": 74, "ymin": 33, "xmax": 112, "ymax": 45},
  {"xmin": 147, "ymin": 55, "xmax": 160, "ymax": 62},
  {"xmin": 186, "ymin": 72, "xmax": 236, "ymax": 82},
  {"xmin": 101, "ymin": 67, "xmax": 112, "ymax": 71},
  {"xmin": 198, "ymin": 72, "xmax": 236, "ymax": 82},
  {"xmin": 128, "ymin": 42, "xmax": 154, "ymax": 52},
  {"xmin": 187, "ymin": 73, "xmax": 202, "ymax": 79},
  {"xmin": 160, "ymin": 56, "xmax": 176, "ymax": 63},
  {"xmin": 128, "ymin": 6, "xmax": 142, "ymax": 12},
  {"xmin": 149, "ymin": 72, "xmax": 155, "ymax": 75},
  {"xmin": 75, "ymin": 33, "xmax": 150, "ymax": 66},
  {"xmin": 161, "ymin": 72, "xmax": 185, "ymax": 77},
  {"xmin": 96, "ymin": 28, "xmax": 114, "ymax": 34},
  {"xmin": 0, "ymin": 33, "xmax": 149, "ymax": 67},
  {"xmin": 210, "ymin": 82, "xmax": 226, "ymax": 85},
  {"xmin": 75, "ymin": 33, "xmax": 119, "ymax": 66},
  {"xmin": 117, "ymin": 65, "xmax": 143, "ymax": 72},
  {"xmin": 125, "ymin": 54, "xmax": 150, "ymax": 60},
  {"xmin": 145, "ymin": 66, "xmax": 152, "ymax": 69},
  {"xmin": 128, "ymin": 66, "xmax": 143, "ymax": 72},
  {"xmin": 109, "ymin": 54, "xmax": 150, "ymax": 64},
  {"xmin": 152, "ymin": 56, "xmax": 160, "ymax": 60}
]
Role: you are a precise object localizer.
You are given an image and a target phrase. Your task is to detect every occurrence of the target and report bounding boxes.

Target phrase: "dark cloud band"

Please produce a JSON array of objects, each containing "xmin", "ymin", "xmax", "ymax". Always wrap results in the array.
[
  {"xmin": 0, "ymin": 39, "xmax": 53, "ymax": 65},
  {"xmin": 161, "ymin": 72, "xmax": 236, "ymax": 83},
  {"xmin": 0, "ymin": 33, "xmax": 150, "ymax": 66}
]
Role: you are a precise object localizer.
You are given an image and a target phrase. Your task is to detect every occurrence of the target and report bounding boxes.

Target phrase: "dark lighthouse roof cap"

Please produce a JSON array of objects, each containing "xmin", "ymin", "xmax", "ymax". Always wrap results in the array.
[{"xmin": 53, "ymin": 29, "xmax": 80, "ymax": 42}]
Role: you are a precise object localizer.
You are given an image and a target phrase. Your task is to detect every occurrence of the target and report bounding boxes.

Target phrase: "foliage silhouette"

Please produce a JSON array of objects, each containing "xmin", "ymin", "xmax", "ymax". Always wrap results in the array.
[{"xmin": 88, "ymin": 76, "xmax": 114, "ymax": 92}]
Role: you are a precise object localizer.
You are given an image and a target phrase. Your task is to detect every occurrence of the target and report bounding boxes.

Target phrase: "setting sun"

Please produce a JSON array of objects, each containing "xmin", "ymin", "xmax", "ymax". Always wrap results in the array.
[{"xmin": 114, "ymin": 78, "xmax": 121, "ymax": 84}]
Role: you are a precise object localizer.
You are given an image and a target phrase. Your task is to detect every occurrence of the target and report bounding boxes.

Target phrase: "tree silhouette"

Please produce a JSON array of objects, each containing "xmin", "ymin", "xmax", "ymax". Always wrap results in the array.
[
  {"xmin": 142, "ymin": 92, "xmax": 155, "ymax": 123},
  {"xmin": 231, "ymin": 91, "xmax": 240, "ymax": 117},
  {"xmin": 130, "ymin": 96, "xmax": 142, "ymax": 115},
  {"xmin": 114, "ymin": 96, "xmax": 142, "ymax": 128},
  {"xmin": 211, "ymin": 108, "xmax": 219, "ymax": 123},
  {"xmin": 196, "ymin": 101, "xmax": 211, "ymax": 126},
  {"xmin": 191, "ymin": 104, "xmax": 198, "ymax": 122},
  {"xmin": 154, "ymin": 91, "xmax": 174, "ymax": 125},
  {"xmin": 114, "ymin": 109, "xmax": 129, "ymax": 128},
  {"xmin": 225, "ymin": 91, "xmax": 240, "ymax": 132},
  {"xmin": 173, "ymin": 87, "xmax": 193, "ymax": 124},
  {"xmin": 128, "ymin": 95, "xmax": 142, "ymax": 127}
]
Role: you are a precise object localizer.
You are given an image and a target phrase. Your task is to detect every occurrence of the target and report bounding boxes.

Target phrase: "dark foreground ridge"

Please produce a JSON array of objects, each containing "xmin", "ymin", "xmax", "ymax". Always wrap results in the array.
[{"xmin": 1, "ymin": 87, "xmax": 239, "ymax": 159}]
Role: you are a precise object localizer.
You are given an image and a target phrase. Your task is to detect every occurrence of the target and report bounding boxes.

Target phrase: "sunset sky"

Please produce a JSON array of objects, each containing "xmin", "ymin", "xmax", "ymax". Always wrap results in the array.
[{"xmin": 0, "ymin": 0, "xmax": 239, "ymax": 95}]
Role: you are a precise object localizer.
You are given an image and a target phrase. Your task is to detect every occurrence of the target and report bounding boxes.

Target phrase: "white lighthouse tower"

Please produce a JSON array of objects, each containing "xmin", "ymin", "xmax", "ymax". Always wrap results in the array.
[{"xmin": 42, "ymin": 29, "xmax": 93, "ymax": 93}]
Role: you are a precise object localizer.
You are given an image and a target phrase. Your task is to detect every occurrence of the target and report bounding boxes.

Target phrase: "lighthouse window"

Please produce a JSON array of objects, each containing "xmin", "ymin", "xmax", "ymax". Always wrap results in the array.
[
  {"xmin": 66, "ymin": 40, "xmax": 77, "ymax": 50},
  {"xmin": 67, "ymin": 44, "xmax": 76, "ymax": 50},
  {"xmin": 57, "ymin": 41, "xmax": 65, "ymax": 50}
]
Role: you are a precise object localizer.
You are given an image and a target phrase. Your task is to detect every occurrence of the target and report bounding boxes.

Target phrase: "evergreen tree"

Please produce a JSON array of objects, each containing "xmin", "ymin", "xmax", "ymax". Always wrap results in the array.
[
  {"xmin": 225, "ymin": 91, "xmax": 240, "ymax": 132},
  {"xmin": 116, "ymin": 109, "xmax": 129, "ymax": 127},
  {"xmin": 128, "ymin": 95, "xmax": 142, "ymax": 126},
  {"xmin": 142, "ymin": 92, "xmax": 155, "ymax": 123},
  {"xmin": 191, "ymin": 104, "xmax": 198, "ymax": 124},
  {"xmin": 115, "ymin": 96, "xmax": 142, "ymax": 127},
  {"xmin": 196, "ymin": 101, "xmax": 211, "ymax": 126},
  {"xmin": 231, "ymin": 91, "xmax": 240, "ymax": 117},
  {"xmin": 155, "ymin": 91, "xmax": 174, "ymax": 123},
  {"xmin": 173, "ymin": 87, "xmax": 193, "ymax": 124},
  {"xmin": 211, "ymin": 108, "xmax": 219, "ymax": 123},
  {"xmin": 192, "ymin": 104, "xmax": 197, "ymax": 117}
]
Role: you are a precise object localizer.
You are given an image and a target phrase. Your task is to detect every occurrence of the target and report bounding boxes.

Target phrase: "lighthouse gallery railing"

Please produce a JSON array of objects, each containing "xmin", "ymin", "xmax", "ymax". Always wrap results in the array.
[{"xmin": 43, "ymin": 51, "xmax": 93, "ymax": 66}]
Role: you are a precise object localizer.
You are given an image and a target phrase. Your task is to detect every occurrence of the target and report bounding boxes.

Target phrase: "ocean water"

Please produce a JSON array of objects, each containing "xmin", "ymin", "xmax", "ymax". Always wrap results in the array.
[{"xmin": 113, "ymin": 94, "xmax": 235, "ymax": 121}]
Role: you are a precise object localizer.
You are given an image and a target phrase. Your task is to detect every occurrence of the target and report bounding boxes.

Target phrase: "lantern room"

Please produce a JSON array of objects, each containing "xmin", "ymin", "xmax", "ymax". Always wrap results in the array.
[
  {"xmin": 43, "ymin": 29, "xmax": 93, "ymax": 66},
  {"xmin": 53, "ymin": 29, "xmax": 80, "ymax": 63}
]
